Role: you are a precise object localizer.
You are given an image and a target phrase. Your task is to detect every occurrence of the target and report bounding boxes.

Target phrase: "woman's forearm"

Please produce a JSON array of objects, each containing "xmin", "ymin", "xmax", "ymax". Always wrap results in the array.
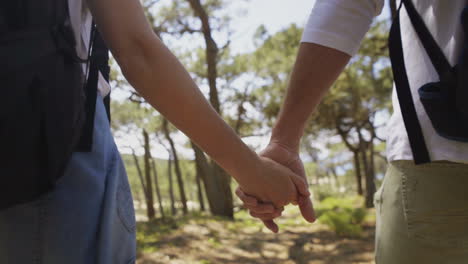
[
  {"xmin": 86, "ymin": 0, "xmax": 309, "ymax": 209},
  {"xmin": 117, "ymin": 34, "xmax": 259, "ymax": 185},
  {"xmin": 87, "ymin": 0, "xmax": 260, "ymax": 184}
]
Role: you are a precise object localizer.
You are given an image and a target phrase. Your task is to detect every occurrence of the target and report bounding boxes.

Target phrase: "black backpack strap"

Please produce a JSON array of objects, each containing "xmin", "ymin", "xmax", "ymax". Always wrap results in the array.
[
  {"xmin": 389, "ymin": 2, "xmax": 431, "ymax": 164},
  {"xmin": 76, "ymin": 24, "xmax": 98, "ymax": 152},
  {"xmin": 99, "ymin": 37, "xmax": 111, "ymax": 122},
  {"xmin": 104, "ymin": 94, "xmax": 111, "ymax": 122},
  {"xmin": 92, "ymin": 26, "xmax": 111, "ymax": 121},
  {"xmin": 401, "ymin": 0, "xmax": 452, "ymax": 77},
  {"xmin": 457, "ymin": 7, "xmax": 468, "ymax": 116},
  {"xmin": 76, "ymin": 23, "xmax": 111, "ymax": 152}
]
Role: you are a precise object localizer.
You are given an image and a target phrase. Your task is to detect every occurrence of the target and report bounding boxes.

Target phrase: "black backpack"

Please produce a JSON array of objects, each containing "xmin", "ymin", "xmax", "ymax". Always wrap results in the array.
[
  {"xmin": 389, "ymin": 0, "xmax": 468, "ymax": 164},
  {"xmin": 0, "ymin": 0, "xmax": 109, "ymax": 209}
]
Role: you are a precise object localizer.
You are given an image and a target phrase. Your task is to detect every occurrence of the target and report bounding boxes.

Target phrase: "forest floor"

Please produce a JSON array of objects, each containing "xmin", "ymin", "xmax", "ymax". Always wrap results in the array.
[{"xmin": 136, "ymin": 208, "xmax": 376, "ymax": 264}]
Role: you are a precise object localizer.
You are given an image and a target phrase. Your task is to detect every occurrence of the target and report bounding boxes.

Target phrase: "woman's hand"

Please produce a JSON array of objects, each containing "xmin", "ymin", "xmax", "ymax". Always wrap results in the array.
[{"xmin": 236, "ymin": 141, "xmax": 316, "ymax": 232}]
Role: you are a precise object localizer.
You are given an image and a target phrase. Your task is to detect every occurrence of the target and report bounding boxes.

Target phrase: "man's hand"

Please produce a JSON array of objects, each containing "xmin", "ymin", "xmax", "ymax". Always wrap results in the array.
[
  {"xmin": 236, "ymin": 141, "xmax": 315, "ymax": 232},
  {"xmin": 235, "ymin": 155, "xmax": 310, "ymax": 213}
]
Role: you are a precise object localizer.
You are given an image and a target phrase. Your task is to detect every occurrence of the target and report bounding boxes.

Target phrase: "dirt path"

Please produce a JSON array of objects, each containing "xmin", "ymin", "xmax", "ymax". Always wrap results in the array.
[{"xmin": 136, "ymin": 211, "xmax": 375, "ymax": 264}]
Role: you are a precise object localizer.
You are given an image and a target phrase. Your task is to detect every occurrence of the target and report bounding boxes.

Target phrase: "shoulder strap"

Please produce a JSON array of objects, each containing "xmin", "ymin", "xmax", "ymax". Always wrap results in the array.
[
  {"xmin": 457, "ymin": 7, "xmax": 468, "ymax": 116},
  {"xmin": 389, "ymin": 1, "xmax": 431, "ymax": 164},
  {"xmin": 76, "ymin": 23, "xmax": 97, "ymax": 152},
  {"xmin": 401, "ymin": 0, "xmax": 452, "ymax": 77},
  {"xmin": 76, "ymin": 23, "xmax": 111, "ymax": 152}
]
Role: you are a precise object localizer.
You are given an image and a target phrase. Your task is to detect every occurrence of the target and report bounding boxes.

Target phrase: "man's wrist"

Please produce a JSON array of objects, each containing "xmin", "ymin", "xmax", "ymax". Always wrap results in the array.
[{"xmin": 270, "ymin": 126, "xmax": 303, "ymax": 153}]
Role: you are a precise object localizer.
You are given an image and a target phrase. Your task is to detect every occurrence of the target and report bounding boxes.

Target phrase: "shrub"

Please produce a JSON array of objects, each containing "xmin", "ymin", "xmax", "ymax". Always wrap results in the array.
[
  {"xmin": 319, "ymin": 210, "xmax": 363, "ymax": 237},
  {"xmin": 316, "ymin": 197, "xmax": 367, "ymax": 237}
]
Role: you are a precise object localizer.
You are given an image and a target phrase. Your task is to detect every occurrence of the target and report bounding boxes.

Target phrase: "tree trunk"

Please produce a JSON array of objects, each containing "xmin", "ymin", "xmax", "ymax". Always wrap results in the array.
[
  {"xmin": 369, "ymin": 139, "xmax": 376, "ymax": 185},
  {"xmin": 352, "ymin": 151, "xmax": 364, "ymax": 196},
  {"xmin": 143, "ymin": 129, "xmax": 156, "ymax": 220},
  {"xmin": 360, "ymin": 147, "xmax": 372, "ymax": 208},
  {"xmin": 132, "ymin": 149, "xmax": 148, "ymax": 212},
  {"xmin": 132, "ymin": 149, "xmax": 148, "ymax": 202},
  {"xmin": 151, "ymin": 158, "xmax": 165, "ymax": 219},
  {"xmin": 336, "ymin": 123, "xmax": 363, "ymax": 196},
  {"xmin": 186, "ymin": 0, "xmax": 234, "ymax": 218},
  {"xmin": 167, "ymin": 157, "xmax": 176, "ymax": 215},
  {"xmin": 195, "ymin": 161, "xmax": 206, "ymax": 211},
  {"xmin": 362, "ymin": 149, "xmax": 376, "ymax": 208},
  {"xmin": 162, "ymin": 118, "xmax": 188, "ymax": 215},
  {"xmin": 191, "ymin": 143, "xmax": 234, "ymax": 218},
  {"xmin": 186, "ymin": 0, "xmax": 220, "ymax": 112},
  {"xmin": 358, "ymin": 130, "xmax": 375, "ymax": 209},
  {"xmin": 363, "ymin": 143, "xmax": 376, "ymax": 209},
  {"xmin": 329, "ymin": 167, "xmax": 340, "ymax": 191},
  {"xmin": 212, "ymin": 162, "xmax": 234, "ymax": 217}
]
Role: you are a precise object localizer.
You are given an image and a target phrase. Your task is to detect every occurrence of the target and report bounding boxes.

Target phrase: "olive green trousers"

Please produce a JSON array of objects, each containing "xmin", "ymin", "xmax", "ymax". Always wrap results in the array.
[{"xmin": 374, "ymin": 161, "xmax": 468, "ymax": 264}]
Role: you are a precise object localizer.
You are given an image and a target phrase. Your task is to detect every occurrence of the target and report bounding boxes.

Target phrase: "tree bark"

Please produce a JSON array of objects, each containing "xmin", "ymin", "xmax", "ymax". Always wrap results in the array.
[
  {"xmin": 211, "ymin": 162, "xmax": 234, "ymax": 218},
  {"xmin": 185, "ymin": 0, "xmax": 234, "ymax": 218},
  {"xmin": 186, "ymin": 0, "xmax": 220, "ymax": 112},
  {"xmin": 151, "ymin": 158, "xmax": 165, "ymax": 219},
  {"xmin": 358, "ymin": 131, "xmax": 376, "ymax": 209},
  {"xmin": 143, "ymin": 129, "xmax": 156, "ymax": 220},
  {"xmin": 328, "ymin": 166, "xmax": 340, "ymax": 190},
  {"xmin": 132, "ymin": 149, "xmax": 148, "ymax": 202},
  {"xmin": 363, "ymin": 148, "xmax": 376, "ymax": 208},
  {"xmin": 336, "ymin": 123, "xmax": 364, "ymax": 196},
  {"xmin": 195, "ymin": 161, "xmax": 206, "ymax": 211},
  {"xmin": 191, "ymin": 143, "xmax": 234, "ymax": 218},
  {"xmin": 162, "ymin": 118, "xmax": 188, "ymax": 214},
  {"xmin": 369, "ymin": 139, "xmax": 376, "ymax": 186},
  {"xmin": 352, "ymin": 151, "xmax": 364, "ymax": 196},
  {"xmin": 167, "ymin": 156, "xmax": 177, "ymax": 215}
]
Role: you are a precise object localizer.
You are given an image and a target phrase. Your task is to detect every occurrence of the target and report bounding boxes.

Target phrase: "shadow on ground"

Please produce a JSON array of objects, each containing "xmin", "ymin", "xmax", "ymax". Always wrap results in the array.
[{"xmin": 136, "ymin": 211, "xmax": 375, "ymax": 264}]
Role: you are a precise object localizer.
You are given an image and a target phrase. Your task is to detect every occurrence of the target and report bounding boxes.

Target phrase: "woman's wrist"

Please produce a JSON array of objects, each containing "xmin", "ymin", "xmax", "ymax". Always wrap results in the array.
[
  {"xmin": 231, "ymin": 149, "xmax": 262, "ymax": 187},
  {"xmin": 211, "ymin": 139, "xmax": 261, "ymax": 186}
]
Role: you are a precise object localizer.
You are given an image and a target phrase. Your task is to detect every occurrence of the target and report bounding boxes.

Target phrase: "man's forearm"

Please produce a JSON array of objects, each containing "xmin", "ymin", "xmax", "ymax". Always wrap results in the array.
[{"xmin": 271, "ymin": 43, "xmax": 351, "ymax": 151}]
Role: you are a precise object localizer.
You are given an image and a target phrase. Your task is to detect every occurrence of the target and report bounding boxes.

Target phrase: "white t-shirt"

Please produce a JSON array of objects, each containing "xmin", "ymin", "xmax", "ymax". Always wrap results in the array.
[
  {"xmin": 302, "ymin": 0, "xmax": 468, "ymax": 163},
  {"xmin": 68, "ymin": 0, "xmax": 110, "ymax": 96}
]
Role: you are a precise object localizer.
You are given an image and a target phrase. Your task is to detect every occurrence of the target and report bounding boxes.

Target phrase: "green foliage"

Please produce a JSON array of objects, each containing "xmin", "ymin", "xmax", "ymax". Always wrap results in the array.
[
  {"xmin": 319, "ymin": 210, "xmax": 363, "ymax": 237},
  {"xmin": 111, "ymin": 100, "xmax": 161, "ymax": 134},
  {"xmin": 137, "ymin": 218, "xmax": 181, "ymax": 253},
  {"xmin": 316, "ymin": 197, "xmax": 367, "ymax": 237},
  {"xmin": 247, "ymin": 24, "xmax": 303, "ymax": 124},
  {"xmin": 319, "ymin": 196, "xmax": 359, "ymax": 209},
  {"xmin": 313, "ymin": 186, "xmax": 341, "ymax": 201},
  {"xmin": 207, "ymin": 237, "xmax": 222, "ymax": 248}
]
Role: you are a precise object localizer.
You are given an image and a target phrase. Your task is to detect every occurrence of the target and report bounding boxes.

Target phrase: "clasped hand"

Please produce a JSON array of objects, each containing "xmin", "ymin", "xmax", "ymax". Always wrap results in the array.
[{"xmin": 235, "ymin": 142, "xmax": 316, "ymax": 233}]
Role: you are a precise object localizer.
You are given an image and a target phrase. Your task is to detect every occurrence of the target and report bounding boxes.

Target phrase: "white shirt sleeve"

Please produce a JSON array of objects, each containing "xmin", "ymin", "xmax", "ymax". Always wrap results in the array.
[{"xmin": 301, "ymin": 0, "xmax": 385, "ymax": 56}]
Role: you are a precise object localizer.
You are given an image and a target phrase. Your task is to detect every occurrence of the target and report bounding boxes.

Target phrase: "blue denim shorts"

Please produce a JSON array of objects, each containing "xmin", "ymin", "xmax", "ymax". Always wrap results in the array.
[{"xmin": 0, "ymin": 96, "xmax": 136, "ymax": 264}]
